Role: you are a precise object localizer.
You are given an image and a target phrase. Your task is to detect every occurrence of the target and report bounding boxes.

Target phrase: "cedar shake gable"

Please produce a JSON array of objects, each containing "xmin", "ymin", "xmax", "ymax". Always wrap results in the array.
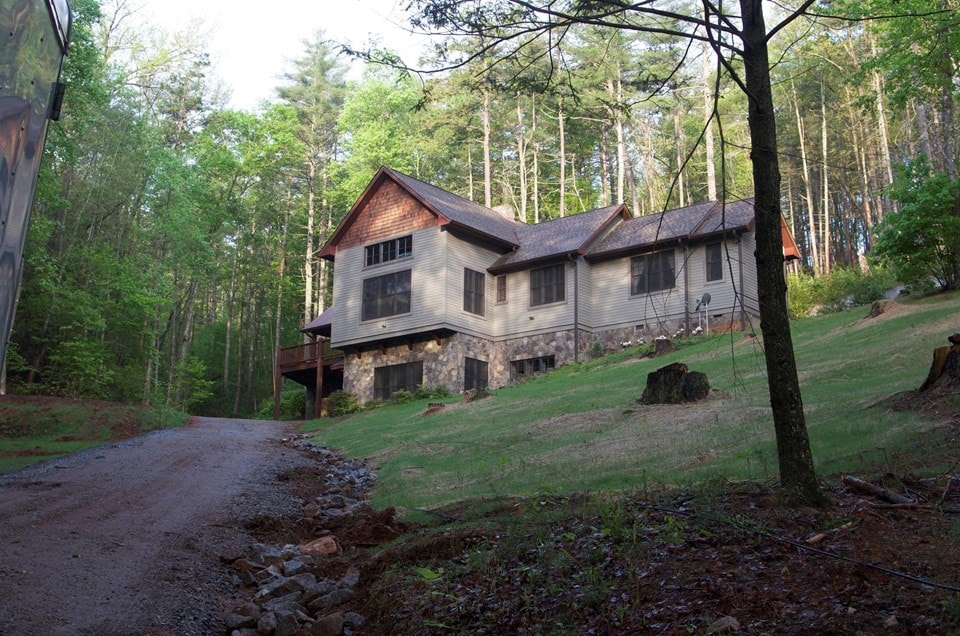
[
  {"xmin": 320, "ymin": 167, "xmax": 521, "ymax": 260},
  {"xmin": 489, "ymin": 204, "xmax": 630, "ymax": 273}
]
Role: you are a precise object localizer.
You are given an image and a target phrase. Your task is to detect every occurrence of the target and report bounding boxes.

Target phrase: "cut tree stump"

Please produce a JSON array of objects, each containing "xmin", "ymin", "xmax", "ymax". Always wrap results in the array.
[
  {"xmin": 653, "ymin": 337, "xmax": 675, "ymax": 356},
  {"xmin": 640, "ymin": 362, "xmax": 710, "ymax": 404},
  {"xmin": 919, "ymin": 332, "xmax": 960, "ymax": 391}
]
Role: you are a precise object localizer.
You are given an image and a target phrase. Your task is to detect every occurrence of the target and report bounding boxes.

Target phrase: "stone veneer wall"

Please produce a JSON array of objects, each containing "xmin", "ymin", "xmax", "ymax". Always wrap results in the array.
[
  {"xmin": 342, "ymin": 317, "xmax": 762, "ymax": 403},
  {"xmin": 587, "ymin": 314, "xmax": 753, "ymax": 356},
  {"xmin": 343, "ymin": 333, "xmax": 502, "ymax": 403},
  {"xmin": 343, "ymin": 329, "xmax": 597, "ymax": 403}
]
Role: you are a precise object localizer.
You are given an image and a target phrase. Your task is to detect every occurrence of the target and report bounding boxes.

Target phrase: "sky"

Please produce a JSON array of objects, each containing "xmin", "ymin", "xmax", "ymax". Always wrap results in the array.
[{"xmin": 141, "ymin": 0, "xmax": 424, "ymax": 110}]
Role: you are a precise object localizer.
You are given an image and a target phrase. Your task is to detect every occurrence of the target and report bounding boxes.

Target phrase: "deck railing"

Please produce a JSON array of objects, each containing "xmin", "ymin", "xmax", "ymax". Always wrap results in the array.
[{"xmin": 277, "ymin": 340, "xmax": 340, "ymax": 369}]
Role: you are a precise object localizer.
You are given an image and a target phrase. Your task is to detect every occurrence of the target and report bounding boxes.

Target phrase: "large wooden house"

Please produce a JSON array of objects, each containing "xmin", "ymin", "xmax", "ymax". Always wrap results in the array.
[{"xmin": 275, "ymin": 167, "xmax": 799, "ymax": 415}]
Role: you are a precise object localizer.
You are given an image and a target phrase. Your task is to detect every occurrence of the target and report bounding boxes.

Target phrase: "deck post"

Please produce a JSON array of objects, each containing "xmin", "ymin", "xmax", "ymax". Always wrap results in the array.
[
  {"xmin": 314, "ymin": 347, "xmax": 324, "ymax": 419},
  {"xmin": 273, "ymin": 347, "xmax": 282, "ymax": 420}
]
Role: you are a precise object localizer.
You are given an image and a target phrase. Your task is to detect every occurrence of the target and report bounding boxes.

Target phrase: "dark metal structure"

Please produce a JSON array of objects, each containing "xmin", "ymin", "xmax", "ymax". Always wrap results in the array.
[{"xmin": 0, "ymin": 0, "xmax": 71, "ymax": 370}]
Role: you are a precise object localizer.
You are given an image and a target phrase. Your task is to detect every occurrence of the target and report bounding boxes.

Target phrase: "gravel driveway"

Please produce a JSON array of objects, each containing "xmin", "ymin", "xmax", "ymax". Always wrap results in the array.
[{"xmin": 0, "ymin": 417, "xmax": 312, "ymax": 636}]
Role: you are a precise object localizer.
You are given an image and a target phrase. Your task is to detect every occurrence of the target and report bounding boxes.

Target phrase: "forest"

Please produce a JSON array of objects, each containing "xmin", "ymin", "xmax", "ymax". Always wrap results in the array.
[{"xmin": 8, "ymin": 0, "xmax": 959, "ymax": 417}]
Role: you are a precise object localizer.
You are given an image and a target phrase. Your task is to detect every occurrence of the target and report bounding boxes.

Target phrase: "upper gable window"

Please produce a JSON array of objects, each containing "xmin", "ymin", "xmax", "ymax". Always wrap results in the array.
[
  {"xmin": 530, "ymin": 263, "xmax": 565, "ymax": 307},
  {"xmin": 631, "ymin": 250, "xmax": 675, "ymax": 295},
  {"xmin": 705, "ymin": 241, "xmax": 723, "ymax": 282},
  {"xmin": 365, "ymin": 235, "xmax": 412, "ymax": 267}
]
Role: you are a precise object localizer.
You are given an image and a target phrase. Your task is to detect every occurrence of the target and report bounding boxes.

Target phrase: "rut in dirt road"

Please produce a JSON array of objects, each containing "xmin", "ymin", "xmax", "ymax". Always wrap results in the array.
[{"xmin": 0, "ymin": 417, "xmax": 312, "ymax": 636}]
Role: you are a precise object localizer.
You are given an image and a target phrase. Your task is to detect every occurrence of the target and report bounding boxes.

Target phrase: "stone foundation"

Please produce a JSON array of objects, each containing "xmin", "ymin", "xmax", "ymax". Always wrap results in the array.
[
  {"xmin": 342, "ymin": 316, "xmax": 759, "ymax": 404},
  {"xmin": 343, "ymin": 329, "xmax": 597, "ymax": 404}
]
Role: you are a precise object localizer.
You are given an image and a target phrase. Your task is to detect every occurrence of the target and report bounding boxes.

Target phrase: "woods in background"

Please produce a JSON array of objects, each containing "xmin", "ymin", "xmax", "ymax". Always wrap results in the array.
[{"xmin": 8, "ymin": 0, "xmax": 958, "ymax": 416}]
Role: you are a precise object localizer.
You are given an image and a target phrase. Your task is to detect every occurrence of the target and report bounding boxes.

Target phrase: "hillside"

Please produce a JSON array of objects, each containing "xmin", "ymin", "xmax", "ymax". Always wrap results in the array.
[
  {"xmin": 304, "ymin": 291, "xmax": 960, "ymax": 515},
  {"xmin": 234, "ymin": 292, "xmax": 960, "ymax": 633}
]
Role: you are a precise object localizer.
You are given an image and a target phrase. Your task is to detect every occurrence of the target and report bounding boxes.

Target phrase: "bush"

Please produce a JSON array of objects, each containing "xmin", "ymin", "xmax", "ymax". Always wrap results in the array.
[
  {"xmin": 329, "ymin": 390, "xmax": 362, "ymax": 416},
  {"xmin": 257, "ymin": 389, "xmax": 305, "ymax": 420},
  {"xmin": 415, "ymin": 384, "xmax": 451, "ymax": 400},
  {"xmin": 391, "ymin": 388, "xmax": 414, "ymax": 404},
  {"xmin": 787, "ymin": 272, "xmax": 820, "ymax": 318},
  {"xmin": 873, "ymin": 158, "xmax": 960, "ymax": 290},
  {"xmin": 787, "ymin": 267, "xmax": 897, "ymax": 317}
]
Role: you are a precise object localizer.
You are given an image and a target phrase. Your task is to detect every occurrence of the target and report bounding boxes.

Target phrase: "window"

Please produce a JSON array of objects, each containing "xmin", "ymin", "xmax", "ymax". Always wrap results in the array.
[
  {"xmin": 705, "ymin": 242, "xmax": 723, "ymax": 282},
  {"xmin": 365, "ymin": 235, "xmax": 412, "ymax": 267},
  {"xmin": 530, "ymin": 263, "xmax": 565, "ymax": 306},
  {"xmin": 464, "ymin": 357, "xmax": 488, "ymax": 391},
  {"xmin": 510, "ymin": 355, "xmax": 556, "ymax": 381},
  {"xmin": 362, "ymin": 270, "xmax": 411, "ymax": 320},
  {"xmin": 374, "ymin": 361, "xmax": 423, "ymax": 400},
  {"xmin": 631, "ymin": 251, "xmax": 675, "ymax": 295},
  {"xmin": 496, "ymin": 275, "xmax": 507, "ymax": 303},
  {"xmin": 463, "ymin": 269, "xmax": 485, "ymax": 316}
]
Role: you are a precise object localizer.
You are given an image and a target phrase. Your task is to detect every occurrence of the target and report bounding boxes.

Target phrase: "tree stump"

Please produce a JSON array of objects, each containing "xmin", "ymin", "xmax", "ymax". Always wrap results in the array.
[
  {"xmin": 919, "ymin": 333, "xmax": 960, "ymax": 391},
  {"xmin": 654, "ymin": 337, "xmax": 675, "ymax": 356},
  {"xmin": 640, "ymin": 362, "xmax": 711, "ymax": 404},
  {"xmin": 866, "ymin": 299, "xmax": 896, "ymax": 319}
]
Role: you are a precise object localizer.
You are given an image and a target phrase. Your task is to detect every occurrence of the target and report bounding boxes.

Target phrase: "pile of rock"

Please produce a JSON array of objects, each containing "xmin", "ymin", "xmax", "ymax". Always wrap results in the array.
[
  {"xmin": 223, "ymin": 434, "xmax": 379, "ymax": 636},
  {"xmin": 222, "ymin": 543, "xmax": 365, "ymax": 635}
]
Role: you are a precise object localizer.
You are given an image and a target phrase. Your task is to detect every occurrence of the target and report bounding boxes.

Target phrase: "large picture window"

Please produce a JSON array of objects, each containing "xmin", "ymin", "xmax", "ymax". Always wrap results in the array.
[
  {"xmin": 631, "ymin": 251, "xmax": 675, "ymax": 295},
  {"xmin": 530, "ymin": 263, "xmax": 565, "ymax": 306},
  {"xmin": 365, "ymin": 235, "xmax": 412, "ymax": 267},
  {"xmin": 374, "ymin": 361, "xmax": 423, "ymax": 400},
  {"xmin": 705, "ymin": 242, "xmax": 723, "ymax": 282},
  {"xmin": 362, "ymin": 269, "xmax": 411, "ymax": 320},
  {"xmin": 464, "ymin": 357, "xmax": 488, "ymax": 391},
  {"xmin": 463, "ymin": 269, "xmax": 485, "ymax": 316}
]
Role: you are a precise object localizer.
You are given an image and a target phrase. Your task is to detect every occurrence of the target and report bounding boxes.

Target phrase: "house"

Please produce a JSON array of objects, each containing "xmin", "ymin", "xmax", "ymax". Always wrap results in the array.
[{"xmin": 276, "ymin": 166, "xmax": 800, "ymax": 411}]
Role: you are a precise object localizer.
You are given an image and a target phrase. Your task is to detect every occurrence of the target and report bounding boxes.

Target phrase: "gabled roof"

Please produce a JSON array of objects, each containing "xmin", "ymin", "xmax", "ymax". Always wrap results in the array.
[
  {"xmin": 320, "ymin": 167, "xmax": 521, "ymax": 259},
  {"xmin": 489, "ymin": 204, "xmax": 631, "ymax": 273},
  {"xmin": 585, "ymin": 199, "xmax": 756, "ymax": 261}
]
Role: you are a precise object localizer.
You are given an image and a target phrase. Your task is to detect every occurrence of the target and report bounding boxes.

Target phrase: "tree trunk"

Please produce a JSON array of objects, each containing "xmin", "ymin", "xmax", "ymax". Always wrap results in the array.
[
  {"xmin": 558, "ymin": 97, "xmax": 566, "ymax": 218},
  {"xmin": 739, "ymin": 0, "xmax": 822, "ymax": 506},
  {"xmin": 702, "ymin": 41, "xmax": 718, "ymax": 201},
  {"xmin": 224, "ymin": 248, "xmax": 238, "ymax": 394},
  {"xmin": 304, "ymin": 156, "xmax": 316, "ymax": 344},
  {"xmin": 673, "ymin": 97, "xmax": 686, "ymax": 207},
  {"xmin": 792, "ymin": 80, "xmax": 820, "ymax": 274},
  {"xmin": 820, "ymin": 85, "xmax": 831, "ymax": 275},
  {"xmin": 516, "ymin": 91, "xmax": 528, "ymax": 222},
  {"xmin": 482, "ymin": 84, "xmax": 493, "ymax": 208}
]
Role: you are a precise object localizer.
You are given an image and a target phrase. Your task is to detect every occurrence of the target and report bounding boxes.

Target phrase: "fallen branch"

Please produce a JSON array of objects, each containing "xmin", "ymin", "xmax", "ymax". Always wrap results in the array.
[
  {"xmin": 805, "ymin": 521, "xmax": 856, "ymax": 545},
  {"xmin": 841, "ymin": 474, "xmax": 914, "ymax": 504}
]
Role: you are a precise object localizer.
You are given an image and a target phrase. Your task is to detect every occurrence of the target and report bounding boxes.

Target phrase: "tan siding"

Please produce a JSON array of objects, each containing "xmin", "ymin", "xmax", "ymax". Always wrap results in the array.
[
  {"xmin": 491, "ymin": 262, "xmax": 575, "ymax": 339},
  {"xmin": 740, "ymin": 232, "xmax": 760, "ymax": 315},
  {"xmin": 589, "ymin": 248, "xmax": 687, "ymax": 334},
  {"xmin": 331, "ymin": 227, "xmax": 447, "ymax": 347},
  {"xmin": 339, "ymin": 181, "xmax": 437, "ymax": 249},
  {"xmin": 443, "ymin": 234, "xmax": 501, "ymax": 338},
  {"xmin": 577, "ymin": 258, "xmax": 593, "ymax": 329},
  {"xmin": 686, "ymin": 236, "xmax": 758, "ymax": 327}
]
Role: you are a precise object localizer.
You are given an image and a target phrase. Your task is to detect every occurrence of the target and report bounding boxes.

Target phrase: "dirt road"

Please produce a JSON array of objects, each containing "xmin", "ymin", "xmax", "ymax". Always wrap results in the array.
[{"xmin": 0, "ymin": 417, "xmax": 311, "ymax": 636}]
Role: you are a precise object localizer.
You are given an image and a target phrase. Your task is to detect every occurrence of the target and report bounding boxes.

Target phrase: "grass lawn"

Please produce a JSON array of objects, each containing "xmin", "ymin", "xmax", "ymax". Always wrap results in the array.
[
  {"xmin": 303, "ymin": 291, "xmax": 960, "ymax": 518},
  {"xmin": 0, "ymin": 398, "xmax": 189, "ymax": 473}
]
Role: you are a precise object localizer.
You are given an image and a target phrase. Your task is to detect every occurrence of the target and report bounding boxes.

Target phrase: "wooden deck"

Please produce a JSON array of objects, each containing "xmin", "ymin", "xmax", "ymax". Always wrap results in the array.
[
  {"xmin": 277, "ymin": 340, "xmax": 342, "ymax": 373},
  {"xmin": 274, "ymin": 340, "xmax": 344, "ymax": 419}
]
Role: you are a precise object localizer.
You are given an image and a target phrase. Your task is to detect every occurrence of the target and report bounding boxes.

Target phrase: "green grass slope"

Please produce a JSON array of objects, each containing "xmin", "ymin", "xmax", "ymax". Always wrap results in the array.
[
  {"xmin": 0, "ymin": 397, "xmax": 189, "ymax": 473},
  {"xmin": 305, "ymin": 292, "xmax": 959, "ymax": 516}
]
